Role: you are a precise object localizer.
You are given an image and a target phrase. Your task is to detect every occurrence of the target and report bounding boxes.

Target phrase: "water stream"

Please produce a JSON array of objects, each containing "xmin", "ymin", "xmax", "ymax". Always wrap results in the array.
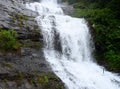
[{"xmin": 26, "ymin": 0, "xmax": 120, "ymax": 89}]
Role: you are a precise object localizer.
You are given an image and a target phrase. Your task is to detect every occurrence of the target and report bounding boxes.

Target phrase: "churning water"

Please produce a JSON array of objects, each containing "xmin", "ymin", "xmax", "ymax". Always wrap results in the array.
[{"xmin": 26, "ymin": 0, "xmax": 120, "ymax": 89}]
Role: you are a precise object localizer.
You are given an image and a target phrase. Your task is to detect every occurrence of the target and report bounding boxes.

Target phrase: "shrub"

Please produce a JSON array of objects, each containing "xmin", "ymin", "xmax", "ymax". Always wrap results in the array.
[
  {"xmin": 0, "ymin": 29, "xmax": 20, "ymax": 52},
  {"xmin": 105, "ymin": 50, "xmax": 120, "ymax": 71}
]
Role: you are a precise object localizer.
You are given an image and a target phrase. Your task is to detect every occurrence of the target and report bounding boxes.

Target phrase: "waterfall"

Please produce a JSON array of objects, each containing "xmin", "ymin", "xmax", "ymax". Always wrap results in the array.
[{"xmin": 26, "ymin": 0, "xmax": 120, "ymax": 89}]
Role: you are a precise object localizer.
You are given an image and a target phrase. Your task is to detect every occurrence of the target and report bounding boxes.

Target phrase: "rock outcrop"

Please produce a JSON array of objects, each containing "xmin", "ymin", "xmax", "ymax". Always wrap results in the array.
[
  {"xmin": 0, "ymin": 0, "xmax": 42, "ymax": 40},
  {"xmin": 0, "ymin": 0, "xmax": 65, "ymax": 89}
]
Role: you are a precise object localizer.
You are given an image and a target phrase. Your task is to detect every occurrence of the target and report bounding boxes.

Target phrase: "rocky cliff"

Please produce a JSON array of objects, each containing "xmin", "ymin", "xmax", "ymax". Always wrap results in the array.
[{"xmin": 0, "ymin": 0, "xmax": 65, "ymax": 89}]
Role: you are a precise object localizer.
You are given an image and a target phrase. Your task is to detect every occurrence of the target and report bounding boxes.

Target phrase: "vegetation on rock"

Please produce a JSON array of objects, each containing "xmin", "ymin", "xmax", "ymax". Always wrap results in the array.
[
  {"xmin": 0, "ymin": 29, "xmax": 21, "ymax": 52},
  {"xmin": 0, "ymin": 1, "xmax": 65, "ymax": 89}
]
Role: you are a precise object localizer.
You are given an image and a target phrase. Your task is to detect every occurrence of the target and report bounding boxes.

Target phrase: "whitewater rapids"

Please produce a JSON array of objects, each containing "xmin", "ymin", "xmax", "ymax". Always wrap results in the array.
[{"xmin": 26, "ymin": 0, "xmax": 120, "ymax": 89}]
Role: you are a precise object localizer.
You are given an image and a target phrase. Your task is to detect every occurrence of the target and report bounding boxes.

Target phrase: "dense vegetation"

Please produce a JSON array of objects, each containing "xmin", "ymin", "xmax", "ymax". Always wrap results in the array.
[
  {"xmin": 64, "ymin": 0, "xmax": 120, "ymax": 72},
  {"xmin": 0, "ymin": 29, "xmax": 20, "ymax": 53}
]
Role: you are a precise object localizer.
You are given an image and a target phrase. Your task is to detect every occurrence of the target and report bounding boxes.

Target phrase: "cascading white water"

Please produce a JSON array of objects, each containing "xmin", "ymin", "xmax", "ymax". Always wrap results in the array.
[{"xmin": 26, "ymin": 0, "xmax": 120, "ymax": 89}]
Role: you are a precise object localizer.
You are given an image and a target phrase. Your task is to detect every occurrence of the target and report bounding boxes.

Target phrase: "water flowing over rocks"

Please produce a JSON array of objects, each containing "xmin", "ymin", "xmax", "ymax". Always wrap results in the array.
[{"xmin": 26, "ymin": 0, "xmax": 120, "ymax": 89}]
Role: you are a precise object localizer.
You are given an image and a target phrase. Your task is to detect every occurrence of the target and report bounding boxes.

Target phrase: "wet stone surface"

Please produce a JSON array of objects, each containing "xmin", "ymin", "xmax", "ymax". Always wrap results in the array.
[{"xmin": 0, "ymin": 0, "xmax": 65, "ymax": 89}]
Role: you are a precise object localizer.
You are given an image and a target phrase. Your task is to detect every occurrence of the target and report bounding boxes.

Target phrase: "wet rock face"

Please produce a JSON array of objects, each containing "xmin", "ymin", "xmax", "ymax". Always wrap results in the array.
[
  {"xmin": 27, "ymin": 0, "xmax": 41, "ymax": 3},
  {"xmin": 61, "ymin": 2, "xmax": 74, "ymax": 15},
  {"xmin": 0, "ymin": 33, "xmax": 65, "ymax": 89},
  {"xmin": 0, "ymin": 40, "xmax": 65, "ymax": 89},
  {"xmin": 0, "ymin": 0, "xmax": 41, "ymax": 40},
  {"xmin": 0, "ymin": 0, "xmax": 65, "ymax": 89}
]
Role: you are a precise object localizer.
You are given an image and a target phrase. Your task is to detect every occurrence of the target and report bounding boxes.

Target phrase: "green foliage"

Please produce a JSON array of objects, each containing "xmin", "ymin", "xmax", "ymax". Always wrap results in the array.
[
  {"xmin": 38, "ymin": 75, "xmax": 49, "ymax": 84},
  {"xmin": 12, "ymin": 13, "xmax": 29, "ymax": 28},
  {"xmin": 73, "ymin": 2, "xmax": 86, "ymax": 9},
  {"xmin": 105, "ymin": 50, "xmax": 120, "ymax": 71},
  {"xmin": 70, "ymin": 0, "xmax": 120, "ymax": 72},
  {"xmin": 0, "ymin": 29, "xmax": 20, "ymax": 52},
  {"xmin": 35, "ymin": 73, "xmax": 65, "ymax": 89}
]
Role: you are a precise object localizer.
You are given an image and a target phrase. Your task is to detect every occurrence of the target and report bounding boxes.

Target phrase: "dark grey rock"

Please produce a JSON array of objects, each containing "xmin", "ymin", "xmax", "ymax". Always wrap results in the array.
[
  {"xmin": 61, "ymin": 2, "xmax": 74, "ymax": 15},
  {"xmin": 7, "ymin": 81, "xmax": 16, "ymax": 87},
  {"xmin": 0, "ymin": 0, "xmax": 41, "ymax": 40},
  {"xmin": 0, "ymin": 0, "xmax": 65, "ymax": 89},
  {"xmin": 25, "ymin": 82, "xmax": 32, "ymax": 89}
]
